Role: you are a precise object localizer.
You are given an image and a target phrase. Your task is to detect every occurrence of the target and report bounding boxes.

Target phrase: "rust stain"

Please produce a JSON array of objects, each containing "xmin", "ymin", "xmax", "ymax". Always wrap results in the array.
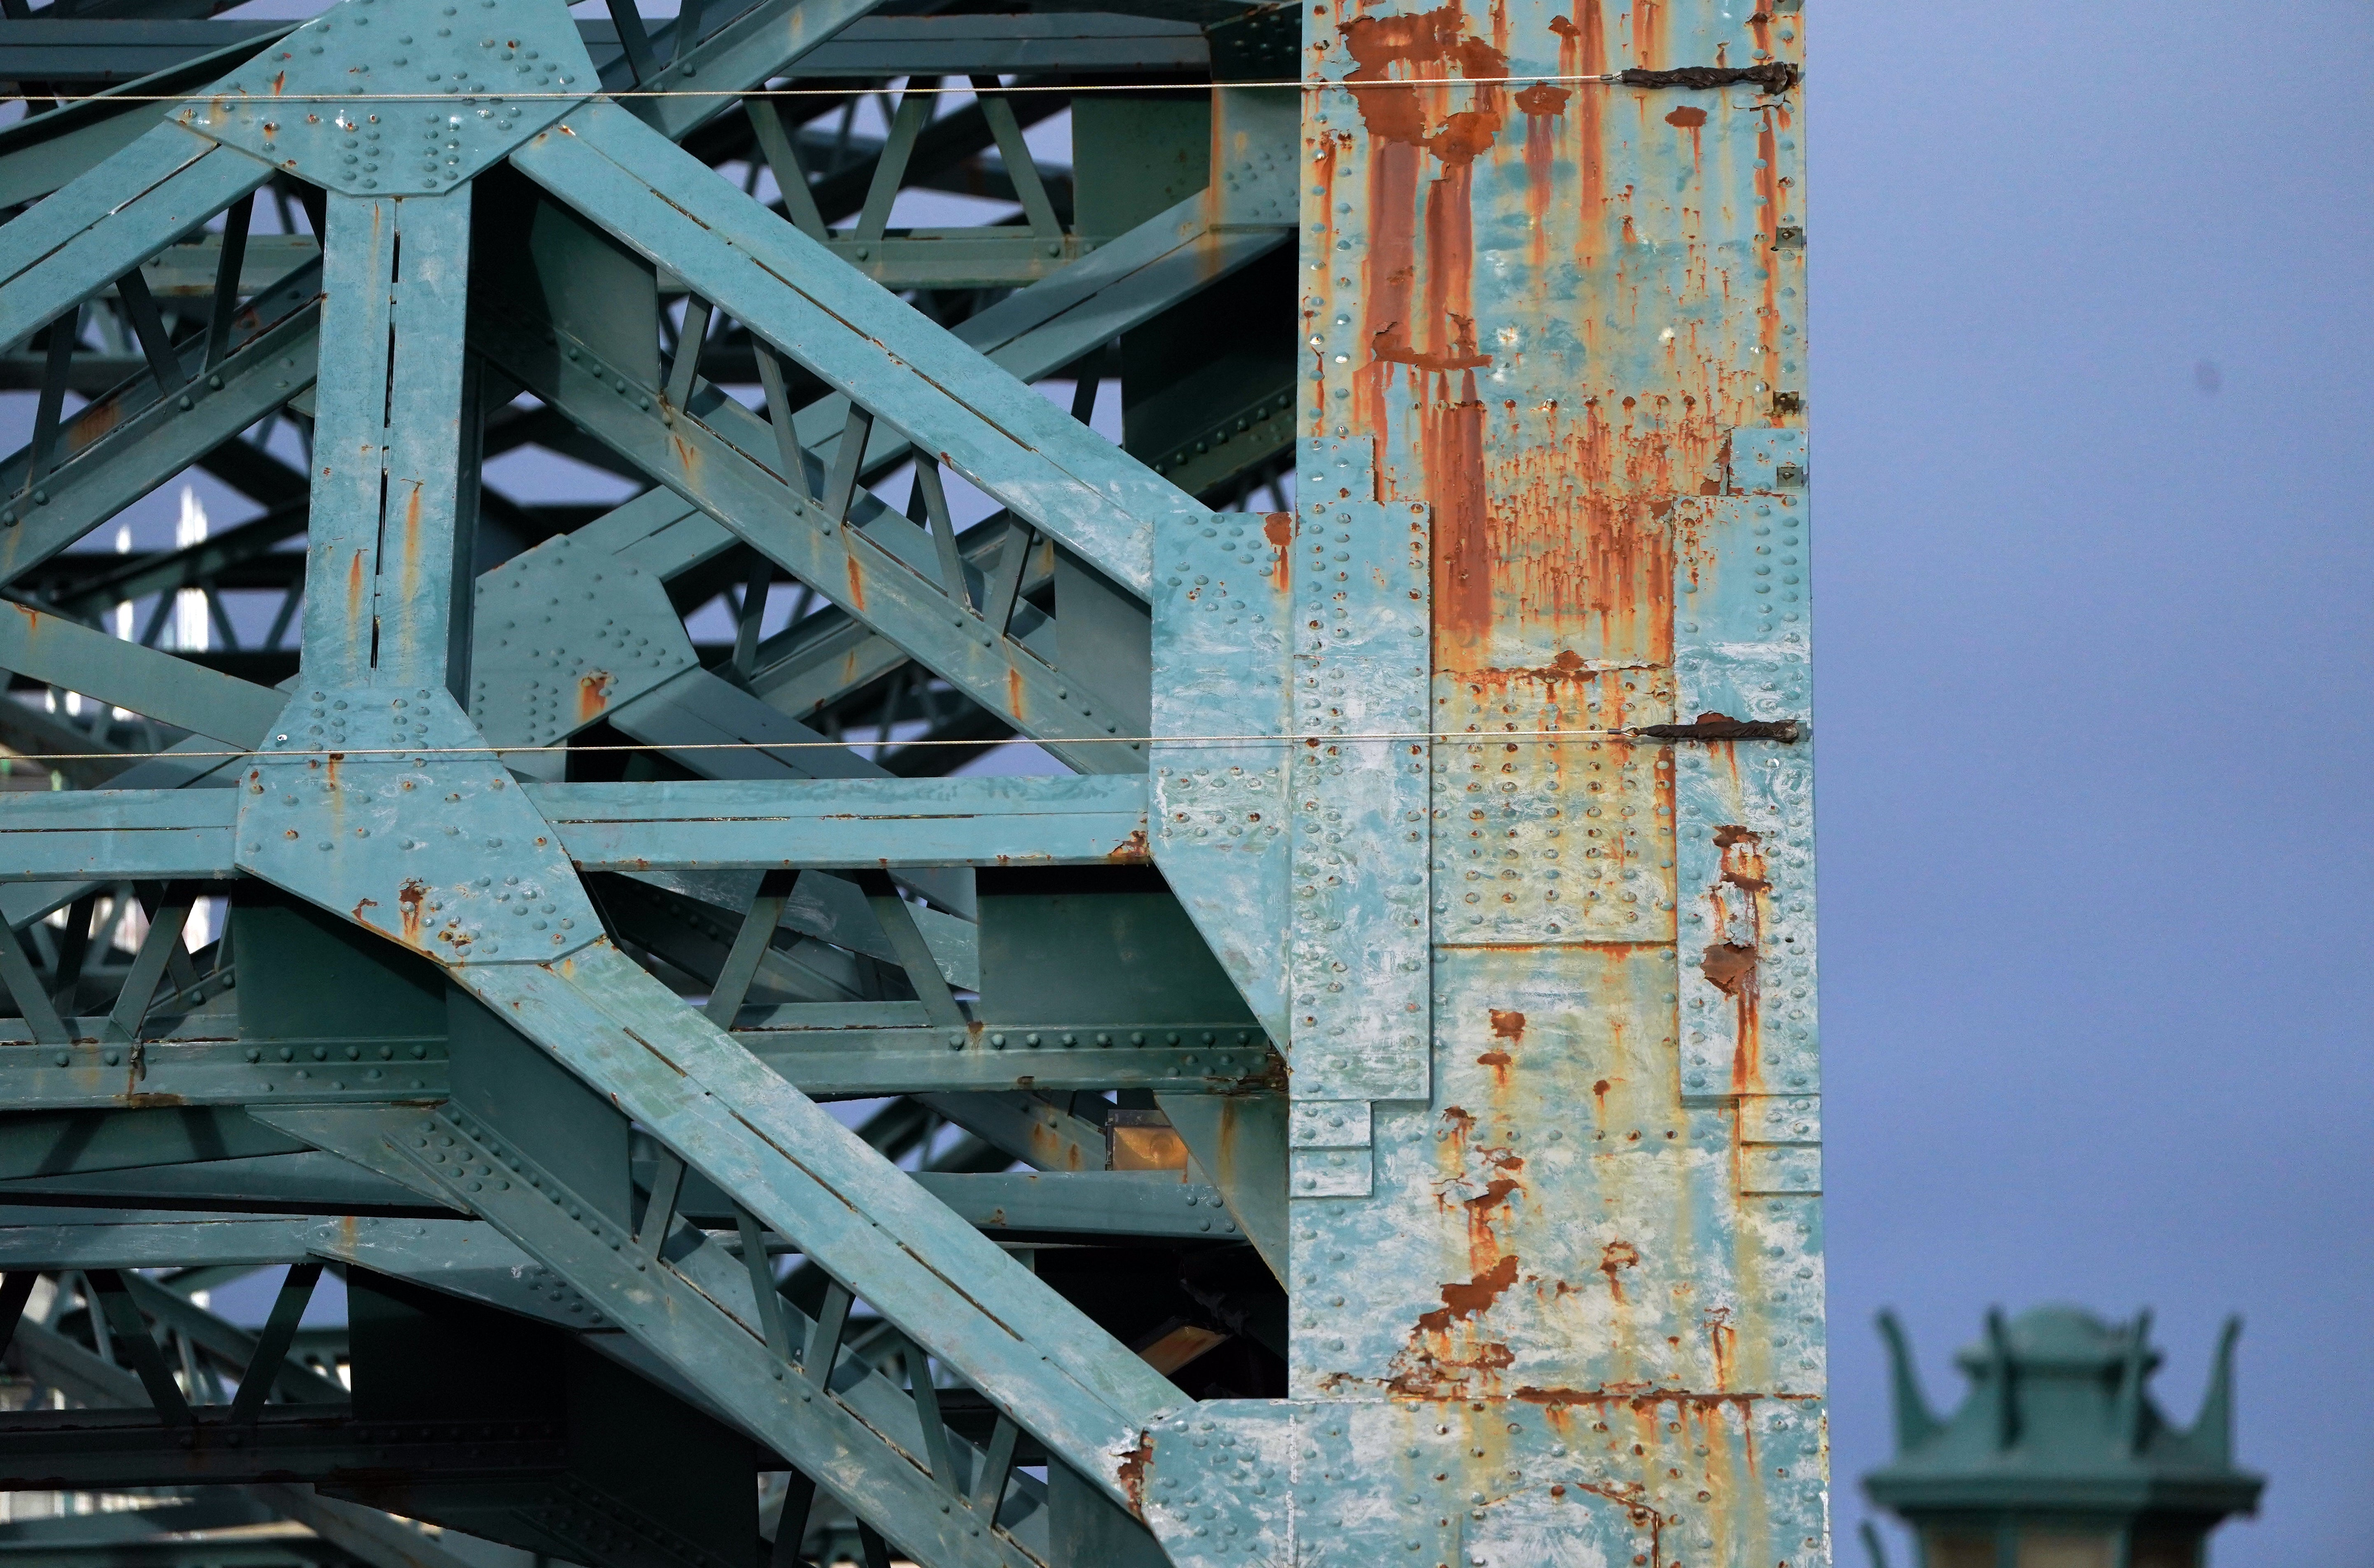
[
  {"xmin": 1005, "ymin": 665, "xmax": 1024, "ymax": 720},
  {"xmin": 1488, "ymin": 1007, "xmax": 1526, "ymax": 1041},
  {"xmin": 1630, "ymin": 0, "xmax": 1664, "ymax": 68},
  {"xmin": 1462, "ymin": 1174, "xmax": 1521, "ymax": 1265},
  {"xmin": 1427, "ymin": 374, "xmax": 1493, "ymax": 657},
  {"xmin": 399, "ymin": 482, "xmax": 422, "ymax": 615},
  {"xmin": 1116, "ymin": 1431, "xmax": 1153, "ymax": 1511},
  {"xmin": 1598, "ymin": 1239, "xmax": 1641, "ymax": 1301},
  {"xmin": 1437, "ymin": 396, "xmax": 1701, "ymax": 673},
  {"xmin": 1665, "ymin": 105, "xmax": 1707, "ymax": 128},
  {"xmin": 844, "ymin": 554, "xmax": 867, "ymax": 614},
  {"xmin": 1262, "ymin": 511, "xmax": 1294, "ymax": 592},
  {"xmin": 345, "ymin": 547, "xmax": 366, "ymax": 631},
  {"xmin": 1107, "ymin": 827, "xmax": 1151, "ymax": 864},
  {"xmin": 1701, "ymin": 824, "xmax": 1770, "ymax": 1089},
  {"xmin": 1418, "ymin": 1252, "xmax": 1522, "ymax": 1331},
  {"xmin": 396, "ymin": 878, "xmax": 427, "ymax": 944},
  {"xmin": 1516, "ymin": 82, "xmax": 1568, "ymax": 273},
  {"xmin": 576, "ymin": 671, "xmax": 613, "ymax": 724}
]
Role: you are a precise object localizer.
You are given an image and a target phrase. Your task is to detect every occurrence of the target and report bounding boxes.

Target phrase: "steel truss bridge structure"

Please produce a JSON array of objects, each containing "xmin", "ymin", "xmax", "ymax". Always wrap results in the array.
[{"xmin": 0, "ymin": 0, "xmax": 1819, "ymax": 1564}]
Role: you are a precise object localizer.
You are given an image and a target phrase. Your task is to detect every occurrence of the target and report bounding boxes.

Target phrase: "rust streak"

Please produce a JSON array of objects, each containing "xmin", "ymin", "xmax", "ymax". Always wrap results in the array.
[
  {"xmin": 396, "ymin": 878, "xmax": 427, "ymax": 945},
  {"xmin": 1598, "ymin": 1239, "xmax": 1641, "ymax": 1301},
  {"xmin": 1263, "ymin": 511, "xmax": 1294, "ymax": 592},
  {"xmin": 576, "ymin": 671, "xmax": 613, "ymax": 725}
]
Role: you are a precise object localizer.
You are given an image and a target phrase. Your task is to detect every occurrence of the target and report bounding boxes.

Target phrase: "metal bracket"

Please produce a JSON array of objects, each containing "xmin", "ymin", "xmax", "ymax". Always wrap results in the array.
[
  {"xmin": 176, "ymin": 0, "xmax": 597, "ymax": 196},
  {"xmin": 234, "ymin": 686, "xmax": 603, "ymax": 965}
]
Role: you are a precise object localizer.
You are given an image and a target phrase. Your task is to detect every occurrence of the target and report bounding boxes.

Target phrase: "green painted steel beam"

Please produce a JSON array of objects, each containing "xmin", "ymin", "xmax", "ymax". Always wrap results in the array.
[
  {"xmin": 509, "ymin": 99, "xmax": 1192, "ymax": 600},
  {"xmin": 0, "ymin": 1021, "xmax": 1273, "ymax": 1107},
  {"xmin": 534, "ymin": 776, "xmax": 1151, "ymax": 870}
]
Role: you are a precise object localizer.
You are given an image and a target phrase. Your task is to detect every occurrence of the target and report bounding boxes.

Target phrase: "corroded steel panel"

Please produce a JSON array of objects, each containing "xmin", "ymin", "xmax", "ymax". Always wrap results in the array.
[{"xmin": 1147, "ymin": 0, "xmax": 1821, "ymax": 1561}]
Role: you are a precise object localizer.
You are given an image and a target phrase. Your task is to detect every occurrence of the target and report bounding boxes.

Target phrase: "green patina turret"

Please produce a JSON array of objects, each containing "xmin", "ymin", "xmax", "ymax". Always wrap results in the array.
[{"xmin": 1862, "ymin": 1306, "xmax": 2263, "ymax": 1568}]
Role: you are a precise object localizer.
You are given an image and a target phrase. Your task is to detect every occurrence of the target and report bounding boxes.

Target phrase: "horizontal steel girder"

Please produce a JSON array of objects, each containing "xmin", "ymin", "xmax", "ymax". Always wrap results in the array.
[{"xmin": 0, "ymin": 776, "xmax": 1154, "ymax": 880}]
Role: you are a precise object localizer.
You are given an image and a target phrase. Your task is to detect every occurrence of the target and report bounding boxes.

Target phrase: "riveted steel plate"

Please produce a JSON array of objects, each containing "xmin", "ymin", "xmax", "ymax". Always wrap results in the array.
[
  {"xmin": 1673, "ymin": 480, "xmax": 1817, "ymax": 1106},
  {"xmin": 1431, "ymin": 668, "xmax": 1677, "ymax": 946},
  {"xmin": 1152, "ymin": 511, "xmax": 1296, "ymax": 1045},
  {"xmin": 235, "ymin": 687, "xmax": 601, "ymax": 965},
  {"xmin": 1141, "ymin": 1396, "xmax": 1829, "ymax": 1568},
  {"xmin": 177, "ymin": 0, "xmax": 595, "ymax": 196},
  {"xmin": 1212, "ymin": 86, "xmax": 1298, "ymax": 228},
  {"xmin": 1287, "ymin": 440, "xmax": 1432, "ymax": 1105},
  {"xmin": 470, "ymin": 530, "xmax": 699, "ymax": 750}
]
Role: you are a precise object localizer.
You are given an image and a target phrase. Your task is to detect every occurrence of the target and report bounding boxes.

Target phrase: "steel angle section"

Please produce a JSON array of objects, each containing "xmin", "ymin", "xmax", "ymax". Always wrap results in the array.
[
  {"xmin": 469, "ymin": 312, "xmax": 1144, "ymax": 773},
  {"xmin": 0, "ymin": 601, "xmax": 282, "ymax": 746},
  {"xmin": 1149, "ymin": 511, "xmax": 1293, "ymax": 1046},
  {"xmin": 607, "ymin": 668, "xmax": 884, "ymax": 782},
  {"xmin": 322, "ymin": 1105, "xmax": 1053, "ymax": 1568},
  {"xmin": 0, "ymin": 1214, "xmax": 320, "ymax": 1271},
  {"xmin": 452, "ymin": 946, "xmax": 1181, "ymax": 1502},
  {"xmin": 0, "ymin": 266, "xmax": 321, "ymax": 583},
  {"xmin": 625, "ymin": 0, "xmax": 889, "ymax": 143},
  {"xmin": 528, "ymin": 775, "xmax": 1150, "ymax": 871},
  {"xmin": 0, "ymin": 787, "xmax": 238, "ymax": 882},
  {"xmin": 1672, "ymin": 440, "xmax": 1817, "ymax": 1119},
  {"xmin": 509, "ymin": 99, "xmax": 1193, "ymax": 599},
  {"xmin": 1287, "ymin": 442, "xmax": 1432, "ymax": 1113},
  {"xmin": 0, "ymin": 123, "xmax": 269, "ymax": 347}
]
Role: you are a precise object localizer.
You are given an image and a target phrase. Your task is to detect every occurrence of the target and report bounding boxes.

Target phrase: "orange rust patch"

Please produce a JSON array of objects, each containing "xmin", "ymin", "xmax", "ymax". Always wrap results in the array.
[
  {"xmin": 1488, "ymin": 1008, "xmax": 1526, "ymax": 1041},
  {"xmin": 1516, "ymin": 82, "xmax": 1570, "ymax": 116},
  {"xmin": 1426, "ymin": 375, "xmax": 1494, "ymax": 652},
  {"xmin": 844, "ymin": 555, "xmax": 867, "ymax": 614},
  {"xmin": 1664, "ymin": 106, "xmax": 1707, "ymax": 128},
  {"xmin": 576, "ymin": 671, "xmax": 614, "ymax": 724},
  {"xmin": 397, "ymin": 878, "xmax": 427, "ymax": 944},
  {"xmin": 1107, "ymin": 827, "xmax": 1151, "ymax": 864},
  {"xmin": 1699, "ymin": 942, "xmax": 1755, "ymax": 996},
  {"xmin": 1262, "ymin": 512, "xmax": 1294, "ymax": 592},
  {"xmin": 1417, "ymin": 1252, "xmax": 1522, "ymax": 1333},
  {"xmin": 1339, "ymin": 6, "xmax": 1509, "ymax": 153},
  {"xmin": 1116, "ymin": 1432, "xmax": 1154, "ymax": 1511}
]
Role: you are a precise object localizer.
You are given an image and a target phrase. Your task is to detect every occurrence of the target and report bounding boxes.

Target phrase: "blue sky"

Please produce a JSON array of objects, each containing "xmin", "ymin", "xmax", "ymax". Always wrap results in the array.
[{"xmin": 1812, "ymin": 6, "xmax": 2373, "ymax": 1564}]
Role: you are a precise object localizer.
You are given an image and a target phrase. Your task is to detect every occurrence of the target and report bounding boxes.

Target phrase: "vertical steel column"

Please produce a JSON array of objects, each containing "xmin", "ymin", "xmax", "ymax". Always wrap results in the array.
[
  {"xmin": 1142, "ymin": 4, "xmax": 1822, "ymax": 1565},
  {"xmin": 301, "ymin": 192, "xmax": 476, "ymax": 692}
]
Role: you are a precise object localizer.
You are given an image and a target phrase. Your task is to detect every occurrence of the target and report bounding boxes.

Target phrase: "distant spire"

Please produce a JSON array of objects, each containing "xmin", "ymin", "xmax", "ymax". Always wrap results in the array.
[
  {"xmin": 1983, "ymin": 1307, "xmax": 2018, "ymax": 1450},
  {"xmin": 2113, "ymin": 1308, "xmax": 2152, "ymax": 1454},
  {"xmin": 1875, "ymin": 1310, "xmax": 1938, "ymax": 1454},
  {"xmin": 2188, "ymin": 1316, "xmax": 2242, "ymax": 1465}
]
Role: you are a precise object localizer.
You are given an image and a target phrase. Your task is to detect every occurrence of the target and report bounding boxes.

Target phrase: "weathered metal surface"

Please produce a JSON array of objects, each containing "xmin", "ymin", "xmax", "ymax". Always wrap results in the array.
[
  {"xmin": 1142, "ymin": 0, "xmax": 1823, "ymax": 1563},
  {"xmin": 0, "ymin": 0, "xmax": 1817, "ymax": 1561},
  {"xmin": 173, "ymin": 0, "xmax": 595, "ymax": 197}
]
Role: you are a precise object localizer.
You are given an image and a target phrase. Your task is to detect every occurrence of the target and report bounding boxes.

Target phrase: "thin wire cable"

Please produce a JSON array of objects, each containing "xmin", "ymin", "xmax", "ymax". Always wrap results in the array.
[
  {"xmin": 5, "ymin": 727, "xmax": 1700, "ymax": 766},
  {"xmin": 21, "ymin": 72, "xmax": 1754, "ymax": 107}
]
